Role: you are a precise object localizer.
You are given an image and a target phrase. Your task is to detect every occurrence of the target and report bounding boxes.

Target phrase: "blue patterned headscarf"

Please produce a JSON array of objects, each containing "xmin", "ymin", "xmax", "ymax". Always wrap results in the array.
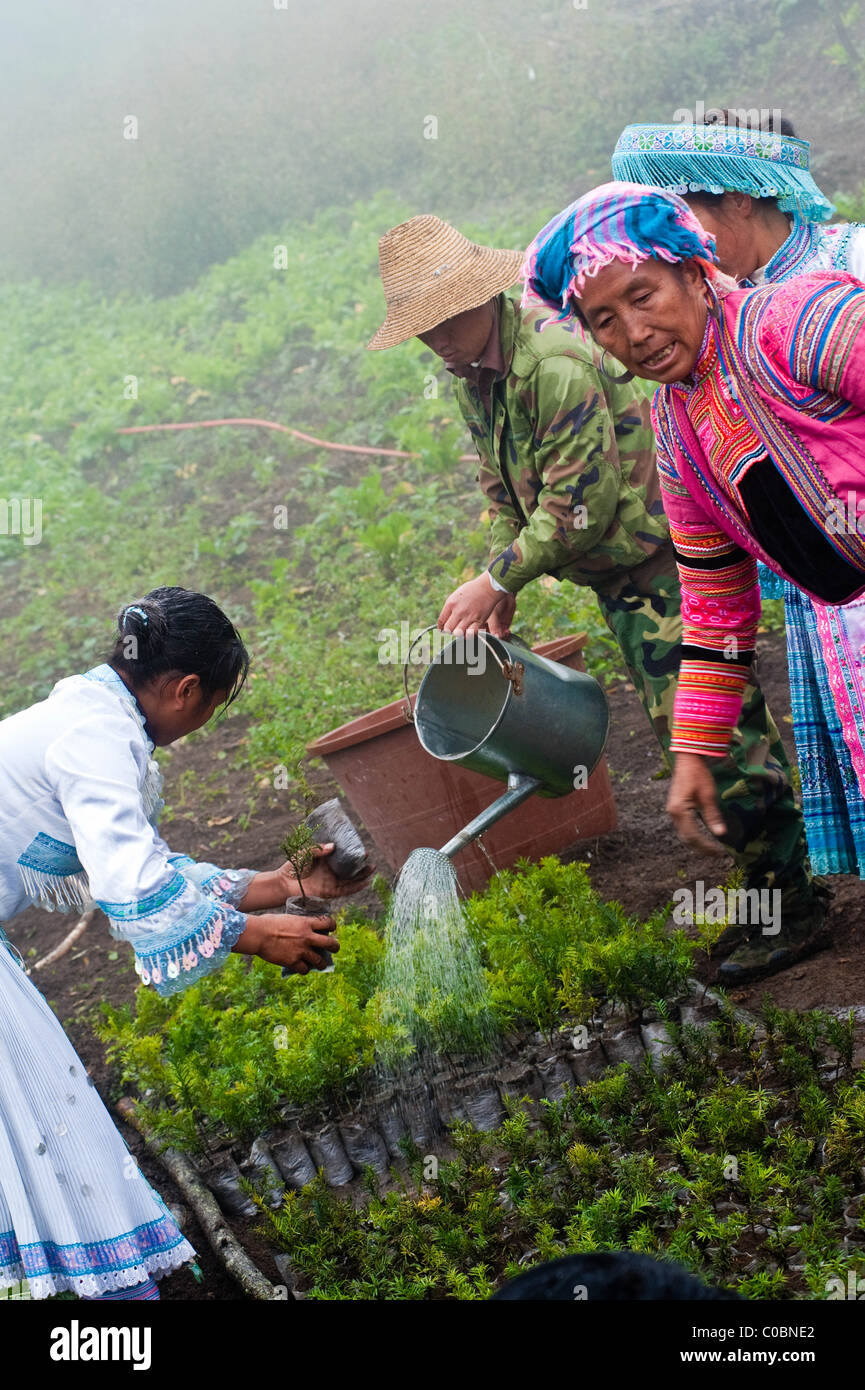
[
  {"xmin": 612, "ymin": 123, "xmax": 835, "ymax": 224},
  {"xmin": 521, "ymin": 181, "xmax": 718, "ymax": 319}
]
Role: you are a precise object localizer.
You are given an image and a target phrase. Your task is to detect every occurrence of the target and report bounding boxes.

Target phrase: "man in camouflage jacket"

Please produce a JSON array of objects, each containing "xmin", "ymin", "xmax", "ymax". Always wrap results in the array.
[{"xmin": 368, "ymin": 215, "xmax": 830, "ymax": 982}]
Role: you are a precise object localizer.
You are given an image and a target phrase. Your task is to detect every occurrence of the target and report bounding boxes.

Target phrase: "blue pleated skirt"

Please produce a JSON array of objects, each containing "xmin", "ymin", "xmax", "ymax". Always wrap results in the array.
[{"xmin": 760, "ymin": 564, "xmax": 865, "ymax": 878}]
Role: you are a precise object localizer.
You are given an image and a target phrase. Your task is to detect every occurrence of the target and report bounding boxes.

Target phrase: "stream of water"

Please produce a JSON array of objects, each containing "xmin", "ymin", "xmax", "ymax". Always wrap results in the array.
[{"xmin": 377, "ymin": 846, "xmax": 498, "ymax": 1069}]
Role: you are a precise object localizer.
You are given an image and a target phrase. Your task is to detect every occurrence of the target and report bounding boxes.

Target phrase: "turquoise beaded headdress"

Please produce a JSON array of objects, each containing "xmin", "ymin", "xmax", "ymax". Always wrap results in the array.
[{"xmin": 611, "ymin": 123, "xmax": 835, "ymax": 224}]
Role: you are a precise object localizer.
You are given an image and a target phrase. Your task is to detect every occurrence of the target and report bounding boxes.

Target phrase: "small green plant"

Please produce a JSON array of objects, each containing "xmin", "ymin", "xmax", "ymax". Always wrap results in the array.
[
  {"xmin": 256, "ymin": 997, "xmax": 865, "ymax": 1299},
  {"xmin": 97, "ymin": 858, "xmax": 700, "ymax": 1141},
  {"xmin": 279, "ymin": 742, "xmax": 318, "ymax": 904},
  {"xmin": 97, "ymin": 857, "xmax": 865, "ymax": 1301}
]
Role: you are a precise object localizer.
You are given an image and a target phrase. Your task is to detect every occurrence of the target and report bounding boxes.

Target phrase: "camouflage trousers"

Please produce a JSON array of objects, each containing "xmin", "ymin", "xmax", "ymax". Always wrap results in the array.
[{"xmin": 592, "ymin": 560, "xmax": 815, "ymax": 911}]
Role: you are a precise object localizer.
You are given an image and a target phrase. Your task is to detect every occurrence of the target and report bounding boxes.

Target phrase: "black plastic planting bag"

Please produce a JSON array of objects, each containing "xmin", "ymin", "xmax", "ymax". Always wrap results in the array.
[
  {"xmin": 601, "ymin": 1025, "xmax": 646, "ymax": 1069},
  {"xmin": 305, "ymin": 798, "xmax": 368, "ymax": 880},
  {"xmin": 374, "ymin": 1090, "xmax": 409, "ymax": 1160},
  {"xmin": 338, "ymin": 1118, "xmax": 390, "ymax": 1174},
  {"xmin": 282, "ymin": 895, "xmax": 334, "ymax": 974},
  {"xmin": 301, "ymin": 1121, "xmax": 355, "ymax": 1186},
  {"xmin": 270, "ymin": 1131, "xmax": 317, "ymax": 1190},
  {"xmin": 456, "ymin": 1074, "xmax": 504, "ymax": 1131},
  {"xmin": 431, "ymin": 1072, "xmax": 467, "ymax": 1126},
  {"xmin": 398, "ymin": 1081, "xmax": 439, "ymax": 1148},
  {"xmin": 279, "ymin": 797, "xmax": 366, "ymax": 978},
  {"xmin": 242, "ymin": 1137, "xmax": 285, "ymax": 1209},
  {"xmin": 535, "ymin": 1054, "xmax": 575, "ymax": 1103},
  {"xmin": 498, "ymin": 1062, "xmax": 544, "ymax": 1103},
  {"xmin": 205, "ymin": 1154, "xmax": 258, "ymax": 1218},
  {"xmin": 640, "ymin": 1022, "xmax": 677, "ymax": 1073},
  {"xmin": 569, "ymin": 1039, "xmax": 608, "ymax": 1085}
]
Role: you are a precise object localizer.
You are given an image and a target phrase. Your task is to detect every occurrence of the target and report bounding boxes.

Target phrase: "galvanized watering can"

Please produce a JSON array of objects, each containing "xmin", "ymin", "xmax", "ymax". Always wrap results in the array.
[{"xmin": 403, "ymin": 628, "xmax": 610, "ymax": 860}]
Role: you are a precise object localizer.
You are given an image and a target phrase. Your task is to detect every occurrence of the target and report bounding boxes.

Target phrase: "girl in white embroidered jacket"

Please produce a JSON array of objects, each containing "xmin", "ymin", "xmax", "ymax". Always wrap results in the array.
[{"xmin": 0, "ymin": 587, "xmax": 367, "ymax": 1300}]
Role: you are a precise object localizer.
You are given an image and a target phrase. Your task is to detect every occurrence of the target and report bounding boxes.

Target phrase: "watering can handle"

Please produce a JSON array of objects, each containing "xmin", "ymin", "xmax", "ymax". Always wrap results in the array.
[
  {"xmin": 401, "ymin": 625, "xmax": 439, "ymax": 722},
  {"xmin": 401, "ymin": 625, "xmax": 522, "ymax": 723}
]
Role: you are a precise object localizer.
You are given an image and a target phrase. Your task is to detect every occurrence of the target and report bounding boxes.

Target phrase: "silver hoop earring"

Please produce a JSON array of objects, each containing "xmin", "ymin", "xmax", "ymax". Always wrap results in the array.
[{"xmin": 599, "ymin": 350, "xmax": 633, "ymax": 383}]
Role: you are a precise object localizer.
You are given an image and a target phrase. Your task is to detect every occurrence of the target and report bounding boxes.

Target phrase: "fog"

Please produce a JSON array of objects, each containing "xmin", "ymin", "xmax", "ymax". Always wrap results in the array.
[{"xmin": 1, "ymin": 0, "xmax": 860, "ymax": 295}]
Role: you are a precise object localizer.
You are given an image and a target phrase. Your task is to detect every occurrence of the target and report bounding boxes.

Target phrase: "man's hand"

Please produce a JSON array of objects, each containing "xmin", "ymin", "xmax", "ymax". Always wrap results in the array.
[
  {"xmin": 486, "ymin": 591, "xmax": 517, "ymax": 638},
  {"xmin": 438, "ymin": 573, "xmax": 515, "ymax": 635},
  {"xmin": 232, "ymin": 912, "xmax": 339, "ymax": 975},
  {"xmin": 666, "ymin": 752, "xmax": 728, "ymax": 854}
]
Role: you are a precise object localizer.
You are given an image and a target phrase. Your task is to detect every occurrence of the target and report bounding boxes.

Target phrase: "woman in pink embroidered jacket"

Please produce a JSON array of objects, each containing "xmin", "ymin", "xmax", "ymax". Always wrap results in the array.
[
  {"xmin": 522, "ymin": 182, "xmax": 865, "ymax": 853},
  {"xmin": 0, "ymin": 587, "xmax": 366, "ymax": 1301}
]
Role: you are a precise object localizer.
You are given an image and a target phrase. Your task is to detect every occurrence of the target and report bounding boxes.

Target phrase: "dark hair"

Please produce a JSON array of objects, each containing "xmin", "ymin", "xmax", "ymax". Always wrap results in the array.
[
  {"xmin": 490, "ymin": 1252, "xmax": 741, "ymax": 1301},
  {"xmin": 687, "ymin": 108, "xmax": 796, "ymax": 215},
  {"xmin": 704, "ymin": 107, "xmax": 796, "ymax": 137},
  {"xmin": 108, "ymin": 586, "xmax": 250, "ymax": 709}
]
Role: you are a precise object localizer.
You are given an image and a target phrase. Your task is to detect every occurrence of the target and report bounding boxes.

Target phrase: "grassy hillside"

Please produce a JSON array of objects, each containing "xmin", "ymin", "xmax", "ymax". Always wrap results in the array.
[
  {"xmin": 0, "ymin": 194, "xmax": 626, "ymax": 776},
  {"xmin": 2, "ymin": 0, "xmax": 852, "ymax": 763}
]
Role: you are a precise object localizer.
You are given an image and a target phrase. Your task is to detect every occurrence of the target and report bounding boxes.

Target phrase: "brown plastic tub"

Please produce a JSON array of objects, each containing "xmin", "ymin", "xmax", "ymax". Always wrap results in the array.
[{"xmin": 306, "ymin": 633, "xmax": 617, "ymax": 894}]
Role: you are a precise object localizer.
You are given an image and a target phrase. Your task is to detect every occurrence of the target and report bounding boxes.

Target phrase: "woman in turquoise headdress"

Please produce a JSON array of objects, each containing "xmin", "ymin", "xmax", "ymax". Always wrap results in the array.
[{"xmin": 611, "ymin": 111, "xmax": 865, "ymax": 880}]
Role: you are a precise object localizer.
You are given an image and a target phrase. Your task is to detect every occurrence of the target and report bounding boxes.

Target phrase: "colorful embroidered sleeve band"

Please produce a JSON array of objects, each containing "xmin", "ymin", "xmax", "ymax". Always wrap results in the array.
[
  {"xmin": 671, "ymin": 538, "xmax": 759, "ymax": 756},
  {"xmin": 654, "ymin": 411, "xmax": 760, "ymax": 757}
]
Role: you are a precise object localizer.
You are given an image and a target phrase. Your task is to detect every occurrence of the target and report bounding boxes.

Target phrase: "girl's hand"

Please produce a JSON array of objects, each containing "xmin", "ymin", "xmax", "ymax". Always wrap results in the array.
[
  {"xmin": 241, "ymin": 847, "xmax": 372, "ymax": 912},
  {"xmin": 666, "ymin": 752, "xmax": 728, "ymax": 853},
  {"xmin": 232, "ymin": 912, "xmax": 339, "ymax": 975},
  {"xmin": 292, "ymin": 843, "xmax": 373, "ymax": 900}
]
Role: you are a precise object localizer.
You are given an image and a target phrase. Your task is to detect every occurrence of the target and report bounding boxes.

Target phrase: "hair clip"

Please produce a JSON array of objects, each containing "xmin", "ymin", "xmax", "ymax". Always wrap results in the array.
[{"xmin": 124, "ymin": 604, "xmax": 149, "ymax": 629}]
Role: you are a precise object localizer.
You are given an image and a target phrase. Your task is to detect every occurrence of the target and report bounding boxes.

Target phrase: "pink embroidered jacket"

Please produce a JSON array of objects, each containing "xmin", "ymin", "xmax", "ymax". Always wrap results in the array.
[{"xmin": 651, "ymin": 271, "xmax": 865, "ymax": 757}]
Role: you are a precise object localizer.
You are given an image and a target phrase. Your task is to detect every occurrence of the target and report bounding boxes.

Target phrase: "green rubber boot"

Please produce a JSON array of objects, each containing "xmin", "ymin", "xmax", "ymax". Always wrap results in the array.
[
  {"xmin": 718, "ymin": 887, "xmax": 833, "ymax": 985},
  {"xmin": 708, "ymin": 877, "xmax": 834, "ymax": 961},
  {"xmin": 707, "ymin": 920, "xmax": 749, "ymax": 958}
]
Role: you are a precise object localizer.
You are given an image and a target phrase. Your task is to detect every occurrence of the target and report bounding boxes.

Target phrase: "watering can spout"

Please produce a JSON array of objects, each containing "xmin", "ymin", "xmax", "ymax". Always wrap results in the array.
[{"xmin": 438, "ymin": 774, "xmax": 541, "ymax": 860}]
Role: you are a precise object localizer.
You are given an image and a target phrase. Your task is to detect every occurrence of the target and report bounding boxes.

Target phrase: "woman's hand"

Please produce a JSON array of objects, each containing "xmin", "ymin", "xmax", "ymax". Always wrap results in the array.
[
  {"xmin": 666, "ymin": 752, "xmax": 728, "ymax": 853},
  {"xmin": 239, "ymin": 845, "xmax": 372, "ymax": 912},
  {"xmin": 291, "ymin": 843, "xmax": 374, "ymax": 900},
  {"xmin": 438, "ymin": 574, "xmax": 515, "ymax": 635},
  {"xmin": 232, "ymin": 912, "xmax": 339, "ymax": 975}
]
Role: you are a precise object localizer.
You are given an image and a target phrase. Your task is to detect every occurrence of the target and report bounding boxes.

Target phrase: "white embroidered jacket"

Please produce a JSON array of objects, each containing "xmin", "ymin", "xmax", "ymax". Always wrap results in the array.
[{"xmin": 0, "ymin": 664, "xmax": 254, "ymax": 996}]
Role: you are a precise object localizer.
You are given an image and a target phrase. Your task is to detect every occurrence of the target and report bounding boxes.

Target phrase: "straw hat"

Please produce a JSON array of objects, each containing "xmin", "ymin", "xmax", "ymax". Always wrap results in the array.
[{"xmin": 367, "ymin": 215, "xmax": 525, "ymax": 351}]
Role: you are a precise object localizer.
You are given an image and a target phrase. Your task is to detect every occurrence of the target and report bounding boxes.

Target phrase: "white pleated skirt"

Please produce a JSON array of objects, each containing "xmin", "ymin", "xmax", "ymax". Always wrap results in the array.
[{"xmin": 0, "ymin": 931, "xmax": 195, "ymax": 1298}]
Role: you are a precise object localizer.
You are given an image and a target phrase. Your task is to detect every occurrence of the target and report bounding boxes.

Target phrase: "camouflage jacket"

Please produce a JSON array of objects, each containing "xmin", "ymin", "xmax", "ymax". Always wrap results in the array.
[{"xmin": 454, "ymin": 293, "xmax": 670, "ymax": 595}]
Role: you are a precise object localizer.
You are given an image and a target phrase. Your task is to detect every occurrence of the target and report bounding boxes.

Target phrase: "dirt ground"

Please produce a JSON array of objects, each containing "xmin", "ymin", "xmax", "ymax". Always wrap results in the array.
[{"xmin": 6, "ymin": 626, "xmax": 865, "ymax": 1299}]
